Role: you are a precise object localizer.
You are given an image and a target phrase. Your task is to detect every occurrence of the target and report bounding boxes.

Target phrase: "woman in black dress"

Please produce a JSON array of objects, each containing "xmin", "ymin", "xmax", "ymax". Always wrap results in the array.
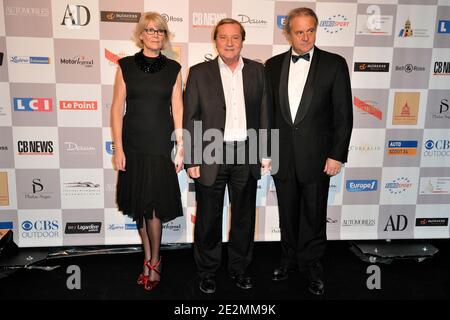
[{"xmin": 111, "ymin": 12, "xmax": 184, "ymax": 291}]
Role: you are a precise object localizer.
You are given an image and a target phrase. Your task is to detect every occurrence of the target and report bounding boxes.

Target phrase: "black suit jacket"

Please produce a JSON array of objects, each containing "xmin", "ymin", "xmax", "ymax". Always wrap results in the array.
[
  {"xmin": 265, "ymin": 47, "xmax": 353, "ymax": 183},
  {"xmin": 183, "ymin": 57, "xmax": 270, "ymax": 186}
]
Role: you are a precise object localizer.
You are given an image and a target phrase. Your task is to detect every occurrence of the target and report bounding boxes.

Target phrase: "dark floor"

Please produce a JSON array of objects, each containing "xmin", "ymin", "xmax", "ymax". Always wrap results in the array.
[{"xmin": 1, "ymin": 239, "xmax": 449, "ymax": 303}]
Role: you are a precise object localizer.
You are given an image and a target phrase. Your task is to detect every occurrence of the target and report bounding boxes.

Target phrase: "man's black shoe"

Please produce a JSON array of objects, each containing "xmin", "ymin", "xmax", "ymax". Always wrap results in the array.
[
  {"xmin": 230, "ymin": 272, "xmax": 253, "ymax": 290},
  {"xmin": 272, "ymin": 267, "xmax": 288, "ymax": 282},
  {"xmin": 199, "ymin": 277, "xmax": 216, "ymax": 294},
  {"xmin": 308, "ymin": 279, "xmax": 324, "ymax": 296}
]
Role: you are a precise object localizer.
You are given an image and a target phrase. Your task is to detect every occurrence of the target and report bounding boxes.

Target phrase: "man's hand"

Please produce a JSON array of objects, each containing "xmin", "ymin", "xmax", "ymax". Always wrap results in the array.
[
  {"xmin": 187, "ymin": 166, "xmax": 200, "ymax": 179},
  {"xmin": 261, "ymin": 159, "xmax": 272, "ymax": 176},
  {"xmin": 323, "ymin": 158, "xmax": 341, "ymax": 176}
]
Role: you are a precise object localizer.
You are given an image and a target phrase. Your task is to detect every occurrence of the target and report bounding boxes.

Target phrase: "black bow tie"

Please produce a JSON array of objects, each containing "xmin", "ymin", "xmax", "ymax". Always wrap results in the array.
[{"xmin": 291, "ymin": 53, "xmax": 310, "ymax": 63}]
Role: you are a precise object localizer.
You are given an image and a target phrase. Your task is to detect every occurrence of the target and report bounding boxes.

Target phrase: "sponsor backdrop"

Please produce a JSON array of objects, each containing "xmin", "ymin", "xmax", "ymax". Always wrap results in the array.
[{"xmin": 0, "ymin": 0, "xmax": 449, "ymax": 247}]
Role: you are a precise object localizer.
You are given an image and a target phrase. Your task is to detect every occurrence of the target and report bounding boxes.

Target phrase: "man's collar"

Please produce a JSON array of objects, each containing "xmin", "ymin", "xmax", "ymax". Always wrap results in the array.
[{"xmin": 218, "ymin": 55, "xmax": 244, "ymax": 70}]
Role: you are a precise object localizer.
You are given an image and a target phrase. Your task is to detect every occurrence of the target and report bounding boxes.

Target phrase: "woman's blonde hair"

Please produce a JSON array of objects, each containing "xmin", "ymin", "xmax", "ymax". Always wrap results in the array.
[{"xmin": 132, "ymin": 12, "xmax": 171, "ymax": 49}]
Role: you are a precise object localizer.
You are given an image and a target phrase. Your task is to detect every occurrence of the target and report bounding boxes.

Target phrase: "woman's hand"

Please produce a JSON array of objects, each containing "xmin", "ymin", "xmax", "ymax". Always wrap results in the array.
[
  {"xmin": 174, "ymin": 145, "xmax": 184, "ymax": 174},
  {"xmin": 113, "ymin": 148, "xmax": 126, "ymax": 171}
]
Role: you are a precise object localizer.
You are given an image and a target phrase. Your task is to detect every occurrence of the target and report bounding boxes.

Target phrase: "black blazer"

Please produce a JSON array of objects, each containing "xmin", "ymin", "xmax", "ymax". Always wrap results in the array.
[
  {"xmin": 183, "ymin": 57, "xmax": 270, "ymax": 186},
  {"xmin": 265, "ymin": 47, "xmax": 353, "ymax": 183}
]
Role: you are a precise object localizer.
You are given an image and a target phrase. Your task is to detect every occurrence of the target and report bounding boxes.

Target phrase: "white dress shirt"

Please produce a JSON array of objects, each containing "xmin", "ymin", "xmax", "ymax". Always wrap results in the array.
[
  {"xmin": 218, "ymin": 56, "xmax": 247, "ymax": 142},
  {"xmin": 288, "ymin": 47, "xmax": 314, "ymax": 122}
]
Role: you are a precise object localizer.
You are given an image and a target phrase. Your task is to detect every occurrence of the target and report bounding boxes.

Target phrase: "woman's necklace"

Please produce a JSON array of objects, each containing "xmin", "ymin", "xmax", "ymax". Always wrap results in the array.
[{"xmin": 134, "ymin": 49, "xmax": 167, "ymax": 73}]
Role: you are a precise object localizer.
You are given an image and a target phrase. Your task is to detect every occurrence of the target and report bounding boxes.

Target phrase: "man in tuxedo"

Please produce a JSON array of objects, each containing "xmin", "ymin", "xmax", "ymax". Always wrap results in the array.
[
  {"xmin": 183, "ymin": 18, "xmax": 270, "ymax": 294},
  {"xmin": 265, "ymin": 7, "xmax": 353, "ymax": 295}
]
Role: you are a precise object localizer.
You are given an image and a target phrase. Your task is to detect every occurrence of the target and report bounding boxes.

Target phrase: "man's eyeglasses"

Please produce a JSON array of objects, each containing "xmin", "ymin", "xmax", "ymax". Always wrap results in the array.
[{"xmin": 143, "ymin": 28, "xmax": 167, "ymax": 36}]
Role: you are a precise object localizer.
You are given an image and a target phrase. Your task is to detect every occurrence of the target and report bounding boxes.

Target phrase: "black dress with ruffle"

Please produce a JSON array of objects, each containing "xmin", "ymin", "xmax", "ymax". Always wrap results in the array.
[{"xmin": 116, "ymin": 50, "xmax": 183, "ymax": 228}]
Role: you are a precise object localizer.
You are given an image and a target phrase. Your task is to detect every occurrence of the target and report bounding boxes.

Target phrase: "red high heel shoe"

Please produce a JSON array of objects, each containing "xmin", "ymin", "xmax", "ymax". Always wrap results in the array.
[
  {"xmin": 143, "ymin": 257, "xmax": 162, "ymax": 291},
  {"xmin": 137, "ymin": 260, "xmax": 149, "ymax": 285}
]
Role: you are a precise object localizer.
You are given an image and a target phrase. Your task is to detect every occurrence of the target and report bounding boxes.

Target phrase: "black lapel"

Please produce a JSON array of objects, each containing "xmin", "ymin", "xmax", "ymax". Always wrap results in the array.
[
  {"xmin": 209, "ymin": 57, "xmax": 226, "ymax": 109},
  {"xmin": 279, "ymin": 50, "xmax": 293, "ymax": 126},
  {"xmin": 293, "ymin": 47, "xmax": 320, "ymax": 125}
]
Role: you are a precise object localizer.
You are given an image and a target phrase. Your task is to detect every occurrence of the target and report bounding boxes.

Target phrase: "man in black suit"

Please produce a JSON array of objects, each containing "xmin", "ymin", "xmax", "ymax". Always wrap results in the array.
[
  {"xmin": 265, "ymin": 7, "xmax": 353, "ymax": 295},
  {"xmin": 183, "ymin": 18, "xmax": 270, "ymax": 294}
]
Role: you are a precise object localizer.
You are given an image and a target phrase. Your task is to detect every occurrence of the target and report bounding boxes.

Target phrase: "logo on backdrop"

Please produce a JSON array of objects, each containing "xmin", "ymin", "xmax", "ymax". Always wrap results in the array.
[
  {"xmin": 433, "ymin": 61, "xmax": 450, "ymax": 76},
  {"xmin": 65, "ymin": 222, "xmax": 102, "ymax": 234},
  {"xmin": 100, "ymin": 11, "xmax": 140, "ymax": 23},
  {"xmin": 59, "ymin": 100, "xmax": 97, "ymax": 110},
  {"xmin": 104, "ymin": 49, "xmax": 126, "ymax": 65},
  {"xmin": 163, "ymin": 221, "xmax": 181, "ymax": 232},
  {"xmin": 415, "ymin": 218, "xmax": 448, "ymax": 227},
  {"xmin": 204, "ymin": 53, "xmax": 215, "ymax": 62},
  {"xmin": 192, "ymin": 12, "xmax": 226, "ymax": 28},
  {"xmin": 327, "ymin": 217, "xmax": 338, "ymax": 224},
  {"xmin": 384, "ymin": 215, "xmax": 408, "ymax": 231},
  {"xmin": 398, "ymin": 18, "xmax": 413, "ymax": 37},
  {"xmin": 64, "ymin": 142, "xmax": 96, "ymax": 154},
  {"xmin": 438, "ymin": 20, "xmax": 450, "ymax": 34},
  {"xmin": 0, "ymin": 105, "xmax": 7, "ymax": 117},
  {"xmin": 349, "ymin": 144, "xmax": 381, "ymax": 152},
  {"xmin": 21, "ymin": 220, "xmax": 60, "ymax": 239},
  {"xmin": 423, "ymin": 139, "xmax": 450, "ymax": 158},
  {"xmin": 0, "ymin": 221, "xmax": 13, "ymax": 229},
  {"xmin": 395, "ymin": 63, "xmax": 425, "ymax": 73},
  {"xmin": 161, "ymin": 13, "xmax": 183, "ymax": 23},
  {"xmin": 342, "ymin": 219, "xmax": 376, "ymax": 227},
  {"xmin": 10, "ymin": 56, "xmax": 50, "ymax": 64},
  {"xmin": 13, "ymin": 98, "xmax": 52, "ymax": 112},
  {"xmin": 17, "ymin": 141, "xmax": 54, "ymax": 155},
  {"xmin": 0, "ymin": 172, "xmax": 10, "ymax": 206},
  {"xmin": 5, "ymin": 6, "xmax": 49, "ymax": 17},
  {"xmin": 105, "ymin": 142, "xmax": 114, "ymax": 155},
  {"xmin": 108, "ymin": 223, "xmax": 137, "ymax": 231},
  {"xmin": 277, "ymin": 15, "xmax": 287, "ymax": 30},
  {"xmin": 392, "ymin": 92, "xmax": 420, "ymax": 125},
  {"xmin": 385, "ymin": 177, "xmax": 412, "ymax": 194},
  {"xmin": 64, "ymin": 181, "xmax": 99, "ymax": 188},
  {"xmin": 61, "ymin": 5, "xmax": 91, "ymax": 29},
  {"xmin": 356, "ymin": 12, "xmax": 393, "ymax": 36},
  {"xmin": 237, "ymin": 14, "xmax": 267, "ymax": 27},
  {"xmin": 419, "ymin": 177, "xmax": 450, "ymax": 195},
  {"xmin": 353, "ymin": 97, "xmax": 383, "ymax": 120},
  {"xmin": 346, "ymin": 180, "xmax": 378, "ymax": 192},
  {"xmin": 387, "ymin": 140, "xmax": 418, "ymax": 156},
  {"xmin": 398, "ymin": 18, "xmax": 430, "ymax": 38},
  {"xmin": 60, "ymin": 55, "xmax": 94, "ymax": 68},
  {"xmin": 432, "ymin": 99, "xmax": 449, "ymax": 119},
  {"xmin": 329, "ymin": 181, "xmax": 339, "ymax": 194},
  {"xmin": 32, "ymin": 178, "xmax": 44, "ymax": 194},
  {"xmin": 63, "ymin": 181, "xmax": 101, "ymax": 197},
  {"xmin": 354, "ymin": 62, "xmax": 389, "ymax": 72},
  {"xmin": 21, "ymin": 178, "xmax": 54, "ymax": 201},
  {"xmin": 319, "ymin": 14, "xmax": 350, "ymax": 34}
]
